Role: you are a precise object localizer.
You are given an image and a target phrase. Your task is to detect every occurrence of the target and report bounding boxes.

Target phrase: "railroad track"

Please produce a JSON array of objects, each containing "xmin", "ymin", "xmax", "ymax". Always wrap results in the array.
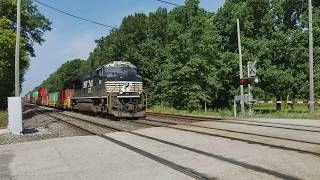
[
  {"xmin": 142, "ymin": 112, "xmax": 320, "ymax": 157},
  {"xmin": 29, "ymin": 106, "xmax": 213, "ymax": 180},
  {"xmin": 30, "ymin": 105, "xmax": 300, "ymax": 179},
  {"xmin": 25, "ymin": 105, "xmax": 314, "ymax": 179},
  {"xmin": 29, "ymin": 104, "xmax": 320, "ymax": 157},
  {"xmin": 146, "ymin": 112, "xmax": 320, "ymax": 131}
]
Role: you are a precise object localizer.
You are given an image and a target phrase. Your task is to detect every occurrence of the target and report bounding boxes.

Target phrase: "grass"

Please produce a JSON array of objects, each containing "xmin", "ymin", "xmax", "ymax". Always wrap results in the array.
[
  {"xmin": 0, "ymin": 110, "xmax": 8, "ymax": 128},
  {"xmin": 0, "ymin": 135, "xmax": 3, "ymax": 144},
  {"xmin": 149, "ymin": 105, "xmax": 234, "ymax": 117},
  {"xmin": 253, "ymin": 103, "xmax": 320, "ymax": 113},
  {"xmin": 148, "ymin": 104, "xmax": 320, "ymax": 120}
]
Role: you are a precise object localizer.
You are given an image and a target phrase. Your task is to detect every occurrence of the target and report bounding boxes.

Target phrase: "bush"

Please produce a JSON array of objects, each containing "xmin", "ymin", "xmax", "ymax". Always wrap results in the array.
[{"xmin": 0, "ymin": 110, "xmax": 8, "ymax": 128}]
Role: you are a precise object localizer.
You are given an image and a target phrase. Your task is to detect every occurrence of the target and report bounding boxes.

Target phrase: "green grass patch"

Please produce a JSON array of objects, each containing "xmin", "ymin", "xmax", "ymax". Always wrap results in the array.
[
  {"xmin": 0, "ymin": 110, "xmax": 8, "ymax": 128},
  {"xmin": 0, "ymin": 135, "xmax": 3, "ymax": 144},
  {"xmin": 253, "ymin": 103, "xmax": 320, "ymax": 113},
  {"xmin": 148, "ymin": 104, "xmax": 320, "ymax": 120},
  {"xmin": 148, "ymin": 105, "xmax": 234, "ymax": 117},
  {"xmin": 149, "ymin": 105, "xmax": 178, "ymax": 114}
]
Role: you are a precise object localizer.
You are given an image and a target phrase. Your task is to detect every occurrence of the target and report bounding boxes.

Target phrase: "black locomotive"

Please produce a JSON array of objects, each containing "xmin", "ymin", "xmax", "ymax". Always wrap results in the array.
[{"xmin": 71, "ymin": 61, "xmax": 146, "ymax": 118}]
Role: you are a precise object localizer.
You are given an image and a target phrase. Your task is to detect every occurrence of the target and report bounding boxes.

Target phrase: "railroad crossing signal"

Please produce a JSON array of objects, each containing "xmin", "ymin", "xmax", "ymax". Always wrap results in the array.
[{"xmin": 247, "ymin": 61, "xmax": 257, "ymax": 78}]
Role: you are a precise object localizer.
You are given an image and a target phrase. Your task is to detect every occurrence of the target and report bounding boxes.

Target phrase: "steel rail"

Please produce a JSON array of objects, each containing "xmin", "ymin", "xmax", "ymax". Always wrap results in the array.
[
  {"xmin": 146, "ymin": 112, "xmax": 320, "ymax": 132},
  {"xmin": 143, "ymin": 118, "xmax": 320, "ymax": 145},
  {"xmin": 33, "ymin": 106, "xmax": 211, "ymax": 180},
  {"xmin": 127, "ymin": 131, "xmax": 300, "ymax": 180},
  {"xmin": 129, "ymin": 118, "xmax": 320, "ymax": 157}
]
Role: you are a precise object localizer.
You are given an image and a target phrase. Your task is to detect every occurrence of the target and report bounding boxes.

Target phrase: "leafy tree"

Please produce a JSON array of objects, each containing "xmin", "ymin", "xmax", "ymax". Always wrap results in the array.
[
  {"xmin": 40, "ymin": 59, "xmax": 89, "ymax": 91},
  {"xmin": 39, "ymin": 0, "xmax": 320, "ymax": 112},
  {"xmin": 0, "ymin": 0, "xmax": 51, "ymax": 109}
]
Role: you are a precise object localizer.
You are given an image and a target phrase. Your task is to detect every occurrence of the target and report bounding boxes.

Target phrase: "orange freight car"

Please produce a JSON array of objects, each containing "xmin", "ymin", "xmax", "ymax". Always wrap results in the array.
[{"xmin": 63, "ymin": 89, "xmax": 75, "ymax": 109}]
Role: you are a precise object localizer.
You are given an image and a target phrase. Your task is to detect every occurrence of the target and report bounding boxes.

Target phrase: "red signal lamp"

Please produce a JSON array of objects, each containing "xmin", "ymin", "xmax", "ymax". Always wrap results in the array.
[{"xmin": 240, "ymin": 79, "xmax": 244, "ymax": 85}]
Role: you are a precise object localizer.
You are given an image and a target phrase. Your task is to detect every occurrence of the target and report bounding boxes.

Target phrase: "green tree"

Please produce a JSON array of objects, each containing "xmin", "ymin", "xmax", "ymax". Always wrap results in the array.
[
  {"xmin": 0, "ymin": 0, "xmax": 51, "ymax": 109},
  {"xmin": 41, "ymin": 0, "xmax": 320, "ymax": 112},
  {"xmin": 40, "ymin": 59, "xmax": 89, "ymax": 91}
]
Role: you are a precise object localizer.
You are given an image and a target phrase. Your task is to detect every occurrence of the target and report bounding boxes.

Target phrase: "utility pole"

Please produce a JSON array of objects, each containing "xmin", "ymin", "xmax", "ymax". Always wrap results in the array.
[
  {"xmin": 237, "ymin": 19, "xmax": 245, "ymax": 115},
  {"xmin": 247, "ymin": 63, "xmax": 252, "ymax": 115},
  {"xmin": 308, "ymin": 0, "xmax": 314, "ymax": 112},
  {"xmin": 8, "ymin": 0, "xmax": 23, "ymax": 135},
  {"xmin": 15, "ymin": 0, "xmax": 21, "ymax": 96}
]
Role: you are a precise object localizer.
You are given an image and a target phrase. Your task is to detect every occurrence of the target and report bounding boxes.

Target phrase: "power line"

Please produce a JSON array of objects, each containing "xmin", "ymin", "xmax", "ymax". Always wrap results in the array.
[
  {"xmin": 155, "ymin": 0, "xmax": 183, "ymax": 7},
  {"xmin": 155, "ymin": 0, "xmax": 196, "ymax": 10},
  {"xmin": 33, "ymin": 0, "xmax": 116, "ymax": 29}
]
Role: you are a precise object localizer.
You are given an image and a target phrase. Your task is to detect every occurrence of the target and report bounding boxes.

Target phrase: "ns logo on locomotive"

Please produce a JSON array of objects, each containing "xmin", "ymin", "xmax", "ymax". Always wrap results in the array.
[{"xmin": 27, "ymin": 61, "xmax": 147, "ymax": 118}]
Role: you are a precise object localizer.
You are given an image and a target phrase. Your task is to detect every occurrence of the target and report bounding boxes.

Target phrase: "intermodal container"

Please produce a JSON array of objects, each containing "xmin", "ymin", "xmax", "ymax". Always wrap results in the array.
[
  {"xmin": 32, "ymin": 90, "xmax": 38, "ymax": 104},
  {"xmin": 49, "ymin": 92, "xmax": 58, "ymax": 107},
  {"xmin": 25, "ymin": 93, "xmax": 31, "ymax": 103},
  {"xmin": 32, "ymin": 90, "xmax": 38, "ymax": 97},
  {"xmin": 38, "ymin": 87, "xmax": 49, "ymax": 106},
  {"xmin": 63, "ymin": 89, "xmax": 75, "ymax": 109},
  {"xmin": 56, "ymin": 90, "xmax": 64, "ymax": 109}
]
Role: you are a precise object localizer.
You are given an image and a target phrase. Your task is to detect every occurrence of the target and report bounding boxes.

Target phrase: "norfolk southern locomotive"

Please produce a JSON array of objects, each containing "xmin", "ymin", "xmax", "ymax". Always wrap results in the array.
[{"xmin": 71, "ymin": 61, "xmax": 146, "ymax": 118}]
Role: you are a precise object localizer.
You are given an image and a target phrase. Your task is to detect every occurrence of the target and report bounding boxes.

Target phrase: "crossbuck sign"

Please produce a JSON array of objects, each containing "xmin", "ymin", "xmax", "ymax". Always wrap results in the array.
[{"xmin": 247, "ymin": 61, "xmax": 257, "ymax": 78}]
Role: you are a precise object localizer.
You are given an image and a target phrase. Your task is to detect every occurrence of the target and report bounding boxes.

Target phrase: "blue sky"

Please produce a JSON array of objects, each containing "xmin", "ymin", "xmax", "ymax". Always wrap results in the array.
[{"xmin": 22, "ymin": 0, "xmax": 225, "ymax": 95}]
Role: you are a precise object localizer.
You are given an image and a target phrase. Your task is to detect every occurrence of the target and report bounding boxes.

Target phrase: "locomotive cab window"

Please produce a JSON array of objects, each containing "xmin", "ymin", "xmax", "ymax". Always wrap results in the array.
[
  {"xmin": 97, "ymin": 68, "xmax": 103, "ymax": 77},
  {"xmin": 105, "ymin": 66, "xmax": 142, "ymax": 81}
]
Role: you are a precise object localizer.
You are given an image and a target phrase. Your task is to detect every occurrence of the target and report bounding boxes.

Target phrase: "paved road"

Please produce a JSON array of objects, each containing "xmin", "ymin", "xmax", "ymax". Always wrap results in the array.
[
  {"xmin": 1, "ymin": 119, "xmax": 320, "ymax": 179},
  {"xmin": 0, "ymin": 136, "xmax": 192, "ymax": 180}
]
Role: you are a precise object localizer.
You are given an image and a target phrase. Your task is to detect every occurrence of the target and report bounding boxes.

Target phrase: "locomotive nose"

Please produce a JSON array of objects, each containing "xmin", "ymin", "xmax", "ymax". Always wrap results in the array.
[{"xmin": 125, "ymin": 103, "xmax": 139, "ymax": 115}]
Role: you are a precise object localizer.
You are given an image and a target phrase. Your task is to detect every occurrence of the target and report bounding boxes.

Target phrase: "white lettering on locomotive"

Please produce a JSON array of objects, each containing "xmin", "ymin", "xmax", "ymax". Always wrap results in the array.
[{"xmin": 83, "ymin": 80, "xmax": 93, "ymax": 88}]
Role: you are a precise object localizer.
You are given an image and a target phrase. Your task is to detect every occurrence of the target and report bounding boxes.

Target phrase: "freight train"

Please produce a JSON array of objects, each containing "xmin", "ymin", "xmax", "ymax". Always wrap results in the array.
[{"xmin": 25, "ymin": 61, "xmax": 147, "ymax": 118}]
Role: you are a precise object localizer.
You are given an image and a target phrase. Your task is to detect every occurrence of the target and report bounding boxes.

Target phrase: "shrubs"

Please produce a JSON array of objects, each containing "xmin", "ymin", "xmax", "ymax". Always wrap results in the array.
[{"xmin": 0, "ymin": 111, "xmax": 8, "ymax": 128}]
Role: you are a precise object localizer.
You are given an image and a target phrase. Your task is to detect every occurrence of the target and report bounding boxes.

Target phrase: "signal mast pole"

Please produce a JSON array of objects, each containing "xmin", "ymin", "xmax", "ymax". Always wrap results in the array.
[
  {"xmin": 308, "ymin": 0, "xmax": 314, "ymax": 112},
  {"xmin": 237, "ymin": 19, "xmax": 245, "ymax": 115}
]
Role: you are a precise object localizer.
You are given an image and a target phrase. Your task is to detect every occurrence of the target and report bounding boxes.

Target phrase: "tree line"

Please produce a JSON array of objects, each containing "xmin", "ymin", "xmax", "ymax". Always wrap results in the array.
[
  {"xmin": 0, "ymin": 0, "xmax": 51, "ymax": 109},
  {"xmin": 39, "ymin": 0, "xmax": 319, "ymax": 111}
]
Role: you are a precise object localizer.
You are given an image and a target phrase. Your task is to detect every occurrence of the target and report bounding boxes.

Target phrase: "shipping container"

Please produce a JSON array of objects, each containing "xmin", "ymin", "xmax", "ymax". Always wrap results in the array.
[
  {"xmin": 64, "ymin": 89, "xmax": 75, "ymax": 109},
  {"xmin": 49, "ymin": 92, "xmax": 58, "ymax": 107},
  {"xmin": 32, "ymin": 90, "xmax": 39, "ymax": 104},
  {"xmin": 38, "ymin": 87, "xmax": 49, "ymax": 97},
  {"xmin": 38, "ymin": 87, "xmax": 49, "ymax": 106},
  {"xmin": 25, "ymin": 92, "xmax": 31, "ymax": 103},
  {"xmin": 30, "ymin": 90, "xmax": 39, "ymax": 104},
  {"xmin": 56, "ymin": 90, "xmax": 64, "ymax": 109},
  {"xmin": 32, "ymin": 90, "xmax": 38, "ymax": 97}
]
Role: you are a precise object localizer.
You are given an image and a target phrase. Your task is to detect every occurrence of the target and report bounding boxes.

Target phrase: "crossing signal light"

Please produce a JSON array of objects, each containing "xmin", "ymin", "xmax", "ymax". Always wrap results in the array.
[{"xmin": 240, "ymin": 79, "xmax": 244, "ymax": 85}]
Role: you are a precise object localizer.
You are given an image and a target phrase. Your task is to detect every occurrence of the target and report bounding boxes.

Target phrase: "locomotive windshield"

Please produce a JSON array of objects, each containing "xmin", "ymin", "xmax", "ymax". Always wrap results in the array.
[{"xmin": 105, "ymin": 66, "xmax": 142, "ymax": 81}]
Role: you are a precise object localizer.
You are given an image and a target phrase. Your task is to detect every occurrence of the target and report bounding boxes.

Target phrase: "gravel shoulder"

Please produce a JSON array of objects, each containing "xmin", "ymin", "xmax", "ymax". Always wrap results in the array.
[
  {"xmin": 1, "ymin": 104, "xmax": 152, "ymax": 145},
  {"xmin": 0, "ymin": 105, "xmax": 85, "ymax": 145}
]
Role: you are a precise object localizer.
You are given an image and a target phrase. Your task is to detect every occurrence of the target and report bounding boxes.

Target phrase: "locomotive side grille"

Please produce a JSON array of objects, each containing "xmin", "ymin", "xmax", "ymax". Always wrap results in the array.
[{"xmin": 105, "ymin": 81, "xmax": 143, "ymax": 93}]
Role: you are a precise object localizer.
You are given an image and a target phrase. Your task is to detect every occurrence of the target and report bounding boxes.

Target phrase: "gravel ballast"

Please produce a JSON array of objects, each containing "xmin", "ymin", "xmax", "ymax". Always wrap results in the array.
[{"xmin": 0, "ymin": 105, "xmax": 85, "ymax": 145}]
